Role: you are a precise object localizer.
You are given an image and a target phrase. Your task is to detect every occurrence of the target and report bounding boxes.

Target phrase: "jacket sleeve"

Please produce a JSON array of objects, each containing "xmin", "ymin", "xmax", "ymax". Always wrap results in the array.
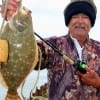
[{"xmin": 34, "ymin": 39, "xmax": 55, "ymax": 70}]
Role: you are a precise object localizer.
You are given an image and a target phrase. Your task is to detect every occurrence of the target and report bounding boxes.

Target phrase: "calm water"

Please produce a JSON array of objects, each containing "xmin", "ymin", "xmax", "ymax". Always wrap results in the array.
[{"xmin": 0, "ymin": 69, "xmax": 48, "ymax": 100}]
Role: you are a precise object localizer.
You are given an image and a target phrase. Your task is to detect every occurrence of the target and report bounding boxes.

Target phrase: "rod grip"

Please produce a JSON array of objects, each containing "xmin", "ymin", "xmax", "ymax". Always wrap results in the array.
[{"xmin": 62, "ymin": 54, "xmax": 74, "ymax": 65}]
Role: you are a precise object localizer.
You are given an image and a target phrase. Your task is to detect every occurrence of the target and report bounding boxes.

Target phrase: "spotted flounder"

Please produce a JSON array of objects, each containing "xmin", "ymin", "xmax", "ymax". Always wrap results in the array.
[{"xmin": 0, "ymin": 6, "xmax": 38, "ymax": 92}]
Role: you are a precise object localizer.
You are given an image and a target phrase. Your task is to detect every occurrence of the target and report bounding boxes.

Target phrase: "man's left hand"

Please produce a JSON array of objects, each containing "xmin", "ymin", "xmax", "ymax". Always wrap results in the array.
[{"xmin": 77, "ymin": 66, "xmax": 100, "ymax": 88}]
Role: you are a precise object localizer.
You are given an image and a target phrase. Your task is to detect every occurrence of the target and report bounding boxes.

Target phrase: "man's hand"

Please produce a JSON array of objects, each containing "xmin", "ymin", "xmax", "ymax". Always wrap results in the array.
[
  {"xmin": 77, "ymin": 66, "xmax": 100, "ymax": 88},
  {"xmin": 0, "ymin": 0, "xmax": 21, "ymax": 20}
]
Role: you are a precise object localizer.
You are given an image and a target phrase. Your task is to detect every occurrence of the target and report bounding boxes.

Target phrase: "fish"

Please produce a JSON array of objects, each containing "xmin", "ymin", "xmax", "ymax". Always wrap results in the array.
[{"xmin": 0, "ymin": 5, "xmax": 39, "ymax": 99}]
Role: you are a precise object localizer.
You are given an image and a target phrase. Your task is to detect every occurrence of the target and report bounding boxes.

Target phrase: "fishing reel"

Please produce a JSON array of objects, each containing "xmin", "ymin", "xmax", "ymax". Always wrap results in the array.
[{"xmin": 73, "ymin": 60, "xmax": 86, "ymax": 74}]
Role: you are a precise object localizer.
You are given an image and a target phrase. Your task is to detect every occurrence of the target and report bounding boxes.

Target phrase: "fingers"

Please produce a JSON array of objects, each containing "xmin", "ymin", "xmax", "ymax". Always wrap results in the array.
[
  {"xmin": 9, "ymin": 0, "xmax": 22, "ymax": 6},
  {"xmin": 76, "ymin": 71, "xmax": 84, "ymax": 77},
  {"xmin": 3, "ymin": 0, "xmax": 17, "ymax": 10},
  {"xmin": 16, "ymin": 0, "xmax": 22, "ymax": 2},
  {"xmin": 0, "ymin": 0, "xmax": 21, "ymax": 20},
  {"xmin": 86, "ymin": 67, "xmax": 96, "ymax": 76},
  {"xmin": 6, "ymin": 10, "xmax": 16, "ymax": 20}
]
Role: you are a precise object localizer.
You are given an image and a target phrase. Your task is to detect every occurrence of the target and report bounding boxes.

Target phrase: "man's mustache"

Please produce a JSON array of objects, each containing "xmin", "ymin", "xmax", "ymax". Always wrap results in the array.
[{"xmin": 74, "ymin": 24, "xmax": 86, "ymax": 30}]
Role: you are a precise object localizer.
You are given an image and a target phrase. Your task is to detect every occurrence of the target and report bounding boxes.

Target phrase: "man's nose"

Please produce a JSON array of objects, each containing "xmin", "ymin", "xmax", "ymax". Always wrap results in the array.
[{"xmin": 78, "ymin": 17, "xmax": 84, "ymax": 23}]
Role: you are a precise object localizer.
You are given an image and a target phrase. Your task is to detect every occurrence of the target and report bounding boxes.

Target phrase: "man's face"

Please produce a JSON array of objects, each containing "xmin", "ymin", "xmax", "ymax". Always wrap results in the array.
[{"xmin": 68, "ymin": 13, "xmax": 91, "ymax": 39}]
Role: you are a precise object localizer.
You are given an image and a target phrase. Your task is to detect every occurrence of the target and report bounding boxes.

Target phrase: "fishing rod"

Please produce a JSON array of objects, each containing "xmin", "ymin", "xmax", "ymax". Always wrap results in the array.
[{"xmin": 34, "ymin": 32, "xmax": 87, "ymax": 74}]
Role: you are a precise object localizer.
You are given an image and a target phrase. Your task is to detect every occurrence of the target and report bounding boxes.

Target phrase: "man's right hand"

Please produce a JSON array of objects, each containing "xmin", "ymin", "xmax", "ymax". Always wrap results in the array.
[{"xmin": 0, "ymin": 0, "xmax": 22, "ymax": 20}]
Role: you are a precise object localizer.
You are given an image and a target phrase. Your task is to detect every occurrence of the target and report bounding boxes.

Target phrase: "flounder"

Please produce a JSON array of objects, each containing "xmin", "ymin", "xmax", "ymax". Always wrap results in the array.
[{"xmin": 0, "ymin": 5, "xmax": 38, "ymax": 99}]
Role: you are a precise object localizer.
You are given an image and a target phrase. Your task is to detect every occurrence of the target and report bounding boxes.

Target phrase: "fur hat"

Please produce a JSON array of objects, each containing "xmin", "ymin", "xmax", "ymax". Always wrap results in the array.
[{"xmin": 64, "ymin": 0, "xmax": 97, "ymax": 27}]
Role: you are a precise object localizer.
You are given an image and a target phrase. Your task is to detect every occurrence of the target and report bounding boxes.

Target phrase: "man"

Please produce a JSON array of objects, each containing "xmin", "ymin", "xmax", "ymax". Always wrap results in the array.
[{"xmin": 1, "ymin": 0, "xmax": 100, "ymax": 99}]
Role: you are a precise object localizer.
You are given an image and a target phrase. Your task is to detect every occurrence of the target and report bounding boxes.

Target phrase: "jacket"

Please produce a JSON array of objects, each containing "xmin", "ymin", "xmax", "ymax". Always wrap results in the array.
[{"xmin": 37, "ymin": 34, "xmax": 100, "ymax": 100}]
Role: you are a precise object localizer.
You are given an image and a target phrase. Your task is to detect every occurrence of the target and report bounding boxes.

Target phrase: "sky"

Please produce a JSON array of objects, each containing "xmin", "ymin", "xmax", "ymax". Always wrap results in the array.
[{"xmin": 0, "ymin": 0, "xmax": 100, "ymax": 99}]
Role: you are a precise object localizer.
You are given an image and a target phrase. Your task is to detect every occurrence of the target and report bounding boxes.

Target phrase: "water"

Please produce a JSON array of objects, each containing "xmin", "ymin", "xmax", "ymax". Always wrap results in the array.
[{"xmin": 0, "ymin": 69, "xmax": 48, "ymax": 100}]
